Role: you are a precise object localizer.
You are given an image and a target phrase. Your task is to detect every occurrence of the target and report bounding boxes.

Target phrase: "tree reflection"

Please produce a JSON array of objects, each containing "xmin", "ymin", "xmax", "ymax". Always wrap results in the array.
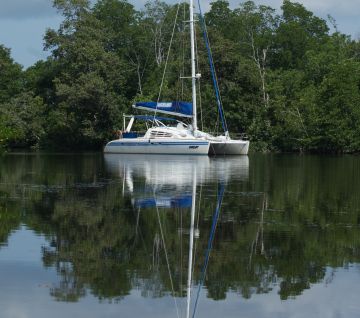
[{"xmin": 0, "ymin": 153, "xmax": 359, "ymax": 302}]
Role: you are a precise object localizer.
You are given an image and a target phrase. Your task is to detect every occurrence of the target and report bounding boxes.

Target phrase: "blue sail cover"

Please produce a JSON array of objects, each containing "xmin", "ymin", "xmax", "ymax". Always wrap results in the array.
[
  {"xmin": 133, "ymin": 101, "xmax": 193, "ymax": 118},
  {"xmin": 133, "ymin": 195, "xmax": 192, "ymax": 209},
  {"xmin": 133, "ymin": 115, "xmax": 178, "ymax": 122}
]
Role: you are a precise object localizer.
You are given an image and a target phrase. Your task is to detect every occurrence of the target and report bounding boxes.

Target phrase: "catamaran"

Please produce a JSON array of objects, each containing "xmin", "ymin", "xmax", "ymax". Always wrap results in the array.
[
  {"xmin": 104, "ymin": 0, "xmax": 249, "ymax": 155},
  {"xmin": 104, "ymin": 102, "xmax": 210, "ymax": 155}
]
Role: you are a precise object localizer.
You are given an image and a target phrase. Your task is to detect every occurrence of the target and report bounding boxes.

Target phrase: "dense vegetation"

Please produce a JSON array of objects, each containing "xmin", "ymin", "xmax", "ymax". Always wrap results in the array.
[{"xmin": 1, "ymin": 0, "xmax": 360, "ymax": 152}]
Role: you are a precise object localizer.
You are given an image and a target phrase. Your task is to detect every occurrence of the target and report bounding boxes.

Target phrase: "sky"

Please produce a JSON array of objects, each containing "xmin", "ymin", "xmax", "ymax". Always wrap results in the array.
[{"xmin": 0, "ymin": 0, "xmax": 360, "ymax": 68}]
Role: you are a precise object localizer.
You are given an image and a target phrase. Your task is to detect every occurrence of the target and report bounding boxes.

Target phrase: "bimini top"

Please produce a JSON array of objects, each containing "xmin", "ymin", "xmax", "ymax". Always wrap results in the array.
[
  {"xmin": 133, "ymin": 115, "xmax": 178, "ymax": 122},
  {"xmin": 133, "ymin": 101, "xmax": 193, "ymax": 118}
]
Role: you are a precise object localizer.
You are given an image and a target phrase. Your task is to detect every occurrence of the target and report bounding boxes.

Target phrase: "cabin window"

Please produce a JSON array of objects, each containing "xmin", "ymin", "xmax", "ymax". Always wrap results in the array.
[{"xmin": 150, "ymin": 131, "xmax": 173, "ymax": 138}]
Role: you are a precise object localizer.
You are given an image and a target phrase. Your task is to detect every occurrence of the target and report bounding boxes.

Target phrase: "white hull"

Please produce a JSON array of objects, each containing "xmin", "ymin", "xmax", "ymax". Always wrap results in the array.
[
  {"xmin": 104, "ymin": 138, "xmax": 210, "ymax": 155},
  {"xmin": 209, "ymin": 139, "xmax": 249, "ymax": 155}
]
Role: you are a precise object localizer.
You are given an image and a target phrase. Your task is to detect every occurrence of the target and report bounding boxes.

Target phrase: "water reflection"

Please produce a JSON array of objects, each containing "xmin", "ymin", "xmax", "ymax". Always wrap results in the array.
[
  {"xmin": 104, "ymin": 154, "xmax": 250, "ymax": 317},
  {"xmin": 104, "ymin": 154, "xmax": 249, "ymax": 185},
  {"xmin": 0, "ymin": 153, "xmax": 360, "ymax": 318},
  {"xmin": 104, "ymin": 154, "xmax": 248, "ymax": 211}
]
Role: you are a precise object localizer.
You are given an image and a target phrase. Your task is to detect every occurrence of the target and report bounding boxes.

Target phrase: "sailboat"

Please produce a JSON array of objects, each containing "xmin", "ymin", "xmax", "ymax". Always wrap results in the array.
[
  {"xmin": 103, "ymin": 0, "xmax": 208, "ymax": 155},
  {"xmin": 104, "ymin": 0, "xmax": 249, "ymax": 156},
  {"xmin": 103, "ymin": 106, "xmax": 210, "ymax": 155}
]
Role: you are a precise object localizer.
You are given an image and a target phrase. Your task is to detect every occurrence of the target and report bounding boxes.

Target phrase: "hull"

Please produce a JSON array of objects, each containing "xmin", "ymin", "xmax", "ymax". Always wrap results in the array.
[
  {"xmin": 104, "ymin": 138, "xmax": 210, "ymax": 155},
  {"xmin": 209, "ymin": 140, "xmax": 249, "ymax": 155}
]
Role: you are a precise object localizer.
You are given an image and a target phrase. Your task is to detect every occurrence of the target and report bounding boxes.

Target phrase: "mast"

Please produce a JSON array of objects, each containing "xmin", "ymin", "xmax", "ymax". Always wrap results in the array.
[
  {"xmin": 186, "ymin": 167, "xmax": 196, "ymax": 318},
  {"xmin": 189, "ymin": 0, "xmax": 198, "ymax": 133}
]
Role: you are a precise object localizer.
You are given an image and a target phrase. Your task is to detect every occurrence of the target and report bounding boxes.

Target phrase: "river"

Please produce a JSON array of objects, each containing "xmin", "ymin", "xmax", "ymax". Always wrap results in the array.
[{"xmin": 0, "ymin": 153, "xmax": 359, "ymax": 318}]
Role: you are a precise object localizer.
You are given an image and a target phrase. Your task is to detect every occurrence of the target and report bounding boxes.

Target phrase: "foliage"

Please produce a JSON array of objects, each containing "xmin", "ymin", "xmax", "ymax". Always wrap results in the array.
[
  {"xmin": 0, "ymin": 93, "xmax": 46, "ymax": 148},
  {"xmin": 0, "ymin": 45, "xmax": 23, "ymax": 104},
  {"xmin": 0, "ymin": 0, "xmax": 360, "ymax": 153}
]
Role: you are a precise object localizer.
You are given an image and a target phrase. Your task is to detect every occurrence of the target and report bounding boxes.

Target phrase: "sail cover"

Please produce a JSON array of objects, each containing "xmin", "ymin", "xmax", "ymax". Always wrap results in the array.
[
  {"xmin": 133, "ymin": 115, "xmax": 178, "ymax": 122},
  {"xmin": 133, "ymin": 101, "xmax": 193, "ymax": 118},
  {"xmin": 133, "ymin": 195, "xmax": 192, "ymax": 209}
]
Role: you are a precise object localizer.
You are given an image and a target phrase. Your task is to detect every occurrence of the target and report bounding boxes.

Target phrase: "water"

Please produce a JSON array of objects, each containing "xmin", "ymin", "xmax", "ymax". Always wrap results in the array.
[{"xmin": 0, "ymin": 153, "xmax": 359, "ymax": 318}]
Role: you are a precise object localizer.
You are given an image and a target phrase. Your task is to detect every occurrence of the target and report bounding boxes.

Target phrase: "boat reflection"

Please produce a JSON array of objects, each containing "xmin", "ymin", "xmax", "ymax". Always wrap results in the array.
[
  {"xmin": 104, "ymin": 154, "xmax": 249, "ymax": 188},
  {"xmin": 104, "ymin": 154, "xmax": 248, "ymax": 212},
  {"xmin": 104, "ymin": 154, "xmax": 249, "ymax": 317}
]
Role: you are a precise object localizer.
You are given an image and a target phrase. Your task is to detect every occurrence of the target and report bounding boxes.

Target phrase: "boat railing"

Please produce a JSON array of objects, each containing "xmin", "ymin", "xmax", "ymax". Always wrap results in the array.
[
  {"xmin": 207, "ymin": 131, "xmax": 249, "ymax": 140},
  {"xmin": 231, "ymin": 133, "xmax": 249, "ymax": 140}
]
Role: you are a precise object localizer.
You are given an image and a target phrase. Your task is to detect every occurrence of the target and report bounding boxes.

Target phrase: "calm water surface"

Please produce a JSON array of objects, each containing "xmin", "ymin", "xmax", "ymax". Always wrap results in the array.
[{"xmin": 0, "ymin": 153, "xmax": 359, "ymax": 318}]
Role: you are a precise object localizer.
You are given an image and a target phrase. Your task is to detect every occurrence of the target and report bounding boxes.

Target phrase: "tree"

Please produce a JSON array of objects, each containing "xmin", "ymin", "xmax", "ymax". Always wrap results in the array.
[
  {"xmin": 0, "ymin": 93, "xmax": 46, "ymax": 148},
  {"xmin": 273, "ymin": 0, "xmax": 329, "ymax": 69},
  {"xmin": 43, "ymin": 0, "xmax": 128, "ymax": 149},
  {"xmin": 94, "ymin": 0, "xmax": 146, "ymax": 97},
  {"xmin": 0, "ymin": 45, "xmax": 23, "ymax": 103}
]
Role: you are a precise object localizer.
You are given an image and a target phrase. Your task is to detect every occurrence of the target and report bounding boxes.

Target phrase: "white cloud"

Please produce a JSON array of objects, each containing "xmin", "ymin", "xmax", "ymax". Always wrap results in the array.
[
  {"xmin": 229, "ymin": 0, "xmax": 360, "ymax": 35},
  {"xmin": 0, "ymin": 0, "xmax": 57, "ymax": 20},
  {"xmin": 3, "ymin": 307, "xmax": 28, "ymax": 318},
  {"xmin": 245, "ymin": 0, "xmax": 360, "ymax": 17},
  {"xmin": 295, "ymin": 0, "xmax": 360, "ymax": 16}
]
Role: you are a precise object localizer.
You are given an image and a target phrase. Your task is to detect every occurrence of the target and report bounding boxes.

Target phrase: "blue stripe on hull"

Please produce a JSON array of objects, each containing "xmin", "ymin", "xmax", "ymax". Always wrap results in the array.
[
  {"xmin": 107, "ymin": 142, "xmax": 209, "ymax": 146},
  {"xmin": 104, "ymin": 140, "xmax": 210, "ymax": 155}
]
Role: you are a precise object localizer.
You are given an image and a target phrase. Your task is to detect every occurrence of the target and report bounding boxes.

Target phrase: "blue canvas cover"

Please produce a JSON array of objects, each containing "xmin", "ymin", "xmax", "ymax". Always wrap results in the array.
[
  {"xmin": 134, "ymin": 195, "xmax": 192, "ymax": 209},
  {"xmin": 133, "ymin": 101, "xmax": 193, "ymax": 118},
  {"xmin": 133, "ymin": 115, "xmax": 178, "ymax": 122}
]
